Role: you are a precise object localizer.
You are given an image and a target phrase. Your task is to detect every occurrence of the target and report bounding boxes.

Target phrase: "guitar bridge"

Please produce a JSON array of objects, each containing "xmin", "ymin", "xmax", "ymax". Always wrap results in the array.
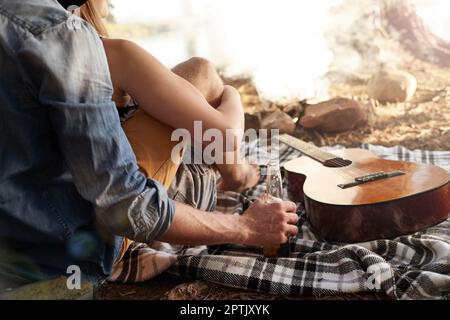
[{"xmin": 338, "ymin": 171, "xmax": 406, "ymax": 189}]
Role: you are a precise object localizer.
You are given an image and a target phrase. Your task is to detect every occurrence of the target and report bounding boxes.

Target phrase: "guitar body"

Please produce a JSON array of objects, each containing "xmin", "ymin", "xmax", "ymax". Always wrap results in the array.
[{"xmin": 284, "ymin": 148, "xmax": 450, "ymax": 243}]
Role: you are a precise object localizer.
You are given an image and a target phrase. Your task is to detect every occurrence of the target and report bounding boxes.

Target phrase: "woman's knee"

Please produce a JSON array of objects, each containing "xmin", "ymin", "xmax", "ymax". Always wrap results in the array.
[
  {"xmin": 172, "ymin": 57, "xmax": 224, "ymax": 106},
  {"xmin": 187, "ymin": 57, "xmax": 215, "ymax": 75},
  {"xmin": 173, "ymin": 57, "xmax": 220, "ymax": 85}
]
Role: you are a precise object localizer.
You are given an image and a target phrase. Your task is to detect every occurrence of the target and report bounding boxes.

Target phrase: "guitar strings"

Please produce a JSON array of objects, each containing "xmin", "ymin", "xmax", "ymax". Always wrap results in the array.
[
  {"xmin": 280, "ymin": 137, "xmax": 370, "ymax": 179},
  {"xmin": 322, "ymin": 158, "xmax": 367, "ymax": 174},
  {"xmin": 324, "ymin": 159, "xmax": 370, "ymax": 179}
]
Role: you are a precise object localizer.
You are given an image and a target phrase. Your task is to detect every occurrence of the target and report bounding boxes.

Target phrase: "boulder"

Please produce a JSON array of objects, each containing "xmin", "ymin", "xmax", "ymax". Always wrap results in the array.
[
  {"xmin": 299, "ymin": 98, "xmax": 368, "ymax": 133},
  {"xmin": 261, "ymin": 110, "xmax": 296, "ymax": 135},
  {"xmin": 367, "ymin": 69, "xmax": 417, "ymax": 103}
]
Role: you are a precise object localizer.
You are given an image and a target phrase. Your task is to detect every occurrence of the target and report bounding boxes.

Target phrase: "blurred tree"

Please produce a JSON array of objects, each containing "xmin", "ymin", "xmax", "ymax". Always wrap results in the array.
[
  {"xmin": 106, "ymin": 2, "xmax": 116, "ymax": 23},
  {"xmin": 326, "ymin": 0, "xmax": 450, "ymax": 71},
  {"xmin": 182, "ymin": 0, "xmax": 197, "ymax": 57},
  {"xmin": 382, "ymin": 0, "xmax": 450, "ymax": 67}
]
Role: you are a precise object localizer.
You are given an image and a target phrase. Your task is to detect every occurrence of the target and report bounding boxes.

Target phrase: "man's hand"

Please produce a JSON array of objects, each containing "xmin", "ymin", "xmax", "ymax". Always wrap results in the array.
[
  {"xmin": 158, "ymin": 197, "xmax": 298, "ymax": 247},
  {"xmin": 237, "ymin": 198, "xmax": 299, "ymax": 246}
]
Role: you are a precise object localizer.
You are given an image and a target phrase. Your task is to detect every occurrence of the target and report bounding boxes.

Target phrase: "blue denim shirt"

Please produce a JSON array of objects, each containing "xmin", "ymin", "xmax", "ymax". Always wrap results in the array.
[{"xmin": 0, "ymin": 0, "xmax": 175, "ymax": 285}]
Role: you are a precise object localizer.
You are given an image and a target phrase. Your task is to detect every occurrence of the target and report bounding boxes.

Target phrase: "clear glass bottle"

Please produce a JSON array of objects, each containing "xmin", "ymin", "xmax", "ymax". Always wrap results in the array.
[{"xmin": 263, "ymin": 159, "xmax": 290, "ymax": 258}]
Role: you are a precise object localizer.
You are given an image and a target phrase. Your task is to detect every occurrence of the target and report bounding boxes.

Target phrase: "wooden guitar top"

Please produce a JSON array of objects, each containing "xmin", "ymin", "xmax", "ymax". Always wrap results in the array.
[{"xmin": 284, "ymin": 148, "xmax": 450, "ymax": 206}]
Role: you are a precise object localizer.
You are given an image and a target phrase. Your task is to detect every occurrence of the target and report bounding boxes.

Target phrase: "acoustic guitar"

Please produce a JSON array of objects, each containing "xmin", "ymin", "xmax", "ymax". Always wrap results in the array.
[{"xmin": 280, "ymin": 134, "xmax": 450, "ymax": 243}]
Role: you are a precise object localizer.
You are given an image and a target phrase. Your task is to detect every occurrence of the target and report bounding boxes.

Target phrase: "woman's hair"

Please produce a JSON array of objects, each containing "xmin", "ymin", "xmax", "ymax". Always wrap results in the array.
[{"xmin": 80, "ymin": 1, "xmax": 109, "ymax": 37}]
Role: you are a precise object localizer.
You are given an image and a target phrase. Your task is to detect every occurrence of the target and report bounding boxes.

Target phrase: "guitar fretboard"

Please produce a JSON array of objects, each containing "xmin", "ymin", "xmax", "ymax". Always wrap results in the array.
[{"xmin": 279, "ymin": 134, "xmax": 337, "ymax": 164}]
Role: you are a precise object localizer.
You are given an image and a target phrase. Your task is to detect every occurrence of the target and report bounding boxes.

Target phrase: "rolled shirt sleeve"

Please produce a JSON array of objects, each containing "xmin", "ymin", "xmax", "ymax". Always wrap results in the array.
[{"xmin": 16, "ymin": 16, "xmax": 175, "ymax": 243}]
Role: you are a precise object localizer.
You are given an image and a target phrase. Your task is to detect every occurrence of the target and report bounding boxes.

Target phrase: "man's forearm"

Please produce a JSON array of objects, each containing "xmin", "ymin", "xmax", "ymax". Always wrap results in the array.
[{"xmin": 157, "ymin": 202, "xmax": 246, "ymax": 246}]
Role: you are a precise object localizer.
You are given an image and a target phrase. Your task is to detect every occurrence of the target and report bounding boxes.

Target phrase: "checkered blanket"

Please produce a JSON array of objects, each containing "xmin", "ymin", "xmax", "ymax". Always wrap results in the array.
[{"xmin": 109, "ymin": 144, "xmax": 450, "ymax": 300}]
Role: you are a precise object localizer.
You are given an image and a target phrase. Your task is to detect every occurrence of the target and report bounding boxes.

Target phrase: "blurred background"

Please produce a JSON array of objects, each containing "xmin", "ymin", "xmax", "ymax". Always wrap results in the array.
[{"xmin": 106, "ymin": 0, "xmax": 450, "ymax": 150}]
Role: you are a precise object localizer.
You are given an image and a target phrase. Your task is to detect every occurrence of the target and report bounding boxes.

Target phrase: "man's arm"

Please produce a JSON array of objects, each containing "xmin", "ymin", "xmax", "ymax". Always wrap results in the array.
[
  {"xmin": 16, "ymin": 18, "xmax": 173, "ymax": 243},
  {"xmin": 159, "ymin": 199, "xmax": 299, "ymax": 247},
  {"xmin": 17, "ymin": 17, "xmax": 299, "ymax": 248}
]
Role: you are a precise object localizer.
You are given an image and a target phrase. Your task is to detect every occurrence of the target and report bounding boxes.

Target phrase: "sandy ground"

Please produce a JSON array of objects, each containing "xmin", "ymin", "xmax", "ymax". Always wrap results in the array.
[
  {"xmin": 230, "ymin": 55, "xmax": 450, "ymax": 151},
  {"xmin": 95, "ymin": 274, "xmax": 390, "ymax": 300}
]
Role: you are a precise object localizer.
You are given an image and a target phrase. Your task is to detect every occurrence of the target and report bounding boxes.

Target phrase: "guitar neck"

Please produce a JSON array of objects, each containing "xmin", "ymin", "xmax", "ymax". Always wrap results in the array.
[{"xmin": 279, "ymin": 134, "xmax": 337, "ymax": 164}]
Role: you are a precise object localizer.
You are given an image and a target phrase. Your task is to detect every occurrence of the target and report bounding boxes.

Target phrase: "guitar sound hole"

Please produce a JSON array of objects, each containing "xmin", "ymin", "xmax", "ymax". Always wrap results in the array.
[{"xmin": 324, "ymin": 158, "xmax": 353, "ymax": 168}]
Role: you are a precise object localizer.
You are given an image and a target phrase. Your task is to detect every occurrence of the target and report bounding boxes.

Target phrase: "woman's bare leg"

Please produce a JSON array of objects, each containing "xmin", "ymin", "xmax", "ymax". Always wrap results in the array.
[
  {"xmin": 171, "ymin": 57, "xmax": 260, "ymax": 192},
  {"xmin": 171, "ymin": 57, "xmax": 224, "ymax": 108}
]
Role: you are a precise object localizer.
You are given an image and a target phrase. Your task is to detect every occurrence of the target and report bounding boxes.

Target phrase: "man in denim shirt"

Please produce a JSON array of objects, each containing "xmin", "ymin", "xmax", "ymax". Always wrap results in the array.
[{"xmin": 0, "ymin": 0, "xmax": 297, "ymax": 288}]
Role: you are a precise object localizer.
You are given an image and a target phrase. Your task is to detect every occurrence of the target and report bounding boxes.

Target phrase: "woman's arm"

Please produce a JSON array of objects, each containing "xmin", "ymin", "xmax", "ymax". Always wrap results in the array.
[{"xmin": 102, "ymin": 38, "xmax": 244, "ymax": 150}]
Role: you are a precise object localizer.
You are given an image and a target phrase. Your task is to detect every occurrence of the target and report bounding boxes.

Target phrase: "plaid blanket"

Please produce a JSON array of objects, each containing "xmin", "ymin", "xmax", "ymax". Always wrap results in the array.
[{"xmin": 109, "ymin": 143, "xmax": 450, "ymax": 300}]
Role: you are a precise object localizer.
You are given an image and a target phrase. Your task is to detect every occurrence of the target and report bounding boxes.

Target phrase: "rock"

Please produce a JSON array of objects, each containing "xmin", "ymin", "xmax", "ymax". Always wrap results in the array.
[
  {"xmin": 299, "ymin": 98, "xmax": 368, "ymax": 133},
  {"xmin": 367, "ymin": 69, "xmax": 417, "ymax": 103},
  {"xmin": 260, "ymin": 110, "xmax": 296, "ymax": 135},
  {"xmin": 282, "ymin": 101, "xmax": 305, "ymax": 121},
  {"xmin": 244, "ymin": 113, "xmax": 262, "ymax": 131}
]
